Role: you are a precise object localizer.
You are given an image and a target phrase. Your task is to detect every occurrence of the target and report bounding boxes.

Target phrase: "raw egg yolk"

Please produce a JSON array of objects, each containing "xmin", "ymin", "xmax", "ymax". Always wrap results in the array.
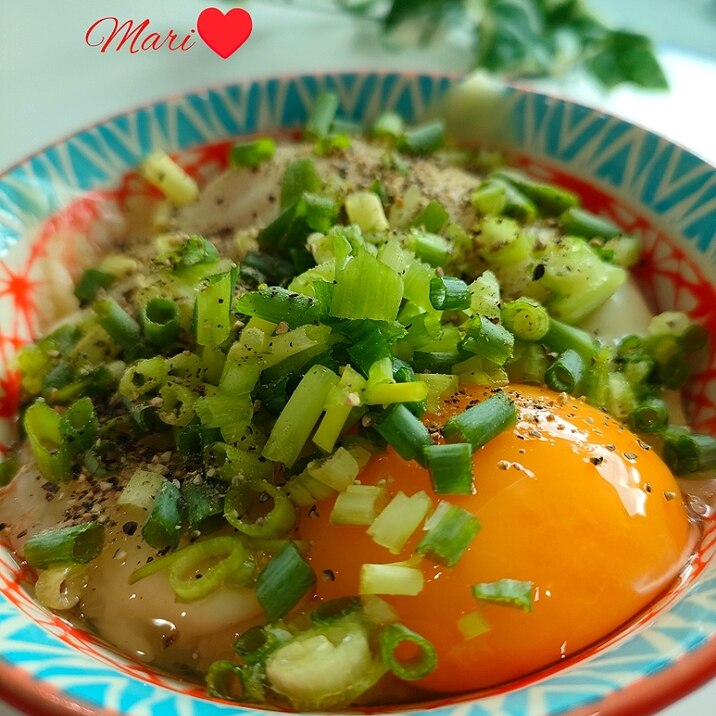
[{"xmin": 299, "ymin": 384, "xmax": 696, "ymax": 694}]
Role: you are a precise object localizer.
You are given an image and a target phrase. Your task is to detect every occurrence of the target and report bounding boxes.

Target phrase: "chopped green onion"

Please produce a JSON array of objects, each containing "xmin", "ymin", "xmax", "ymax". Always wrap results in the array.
[
  {"xmin": 473, "ymin": 178, "xmax": 536, "ymax": 221},
  {"xmin": 142, "ymin": 480, "xmax": 183, "ymax": 550},
  {"xmin": 195, "ymin": 391, "xmax": 253, "ymax": 443},
  {"xmin": 545, "ymin": 349, "xmax": 585, "ymax": 394},
  {"xmin": 23, "ymin": 400, "xmax": 71, "ymax": 483},
  {"xmin": 412, "ymin": 201, "xmax": 449, "ymax": 233},
  {"xmin": 360, "ymin": 562, "xmax": 424, "ymax": 596},
  {"xmin": 372, "ymin": 112, "xmax": 404, "ymax": 139},
  {"xmin": 181, "ymin": 480, "xmax": 225, "ymax": 533},
  {"xmin": 59, "ymin": 397, "xmax": 98, "ymax": 454},
  {"xmin": 169, "ymin": 536, "xmax": 254, "ymax": 601},
  {"xmin": 138, "ymin": 151, "xmax": 199, "ymax": 206},
  {"xmin": 417, "ymin": 501, "xmax": 480, "ymax": 566},
  {"xmin": 507, "ymin": 341, "xmax": 549, "ymax": 385},
  {"xmin": 234, "ymin": 624, "xmax": 292, "ymax": 664},
  {"xmin": 501, "ymin": 298, "xmax": 550, "ymax": 341},
  {"xmin": 599, "ymin": 234, "xmax": 641, "ymax": 267},
  {"xmin": 206, "ymin": 660, "xmax": 246, "ymax": 700},
  {"xmin": 493, "ymin": 169, "xmax": 579, "ymax": 216},
  {"xmin": 256, "ymin": 542, "xmax": 316, "ymax": 621},
  {"xmin": 662, "ymin": 429, "xmax": 716, "ymax": 476},
  {"xmin": 429, "ymin": 276, "xmax": 471, "ymax": 311},
  {"xmin": 423, "ymin": 443, "xmax": 473, "ymax": 494},
  {"xmin": 263, "ymin": 365, "xmax": 339, "ymax": 467},
  {"xmin": 416, "ymin": 373, "xmax": 459, "ymax": 413},
  {"xmin": 608, "ymin": 371, "xmax": 636, "ymax": 420},
  {"xmin": 314, "ymin": 133, "xmax": 352, "ymax": 156},
  {"xmin": 630, "ymin": 397, "xmax": 669, "ymax": 433},
  {"xmin": 443, "ymin": 391, "xmax": 517, "ymax": 451},
  {"xmin": 342, "ymin": 320, "xmax": 402, "ymax": 377},
  {"xmin": 158, "ymin": 382, "xmax": 197, "ymax": 427},
  {"xmin": 34, "ymin": 564, "xmax": 87, "ymax": 611},
  {"xmin": 235, "ymin": 286, "xmax": 322, "ymax": 328},
  {"xmin": 140, "ymin": 298, "xmax": 180, "ymax": 348},
  {"xmin": 242, "ymin": 251, "xmax": 295, "ymax": 285},
  {"xmin": 92, "ymin": 297, "xmax": 141, "ymax": 353},
  {"xmin": 306, "ymin": 447, "xmax": 360, "ymax": 492},
  {"xmin": 398, "ymin": 120, "xmax": 445, "ymax": 155},
  {"xmin": 457, "ymin": 611, "xmax": 491, "ymax": 640},
  {"xmin": 24, "ymin": 523, "xmax": 104, "ymax": 569},
  {"xmin": 468, "ymin": 270, "xmax": 501, "ymax": 320},
  {"xmin": 559, "ymin": 206, "xmax": 622, "ymax": 239},
  {"xmin": 475, "ymin": 216, "xmax": 532, "ymax": 263},
  {"xmin": 305, "ymin": 92, "xmax": 340, "ymax": 139},
  {"xmin": 461, "ymin": 315, "xmax": 514, "ymax": 365},
  {"xmin": 541, "ymin": 240, "xmax": 626, "ymax": 324},
  {"xmin": 204, "ymin": 442, "xmax": 273, "ymax": 482},
  {"xmin": 472, "ymin": 578, "xmax": 534, "ymax": 612},
  {"xmin": 230, "ymin": 138, "xmax": 276, "ymax": 168},
  {"xmin": 195, "ymin": 269, "xmax": 235, "ymax": 347},
  {"xmin": 301, "ymin": 193, "xmax": 338, "ymax": 233},
  {"xmin": 374, "ymin": 403, "xmax": 433, "ymax": 465},
  {"xmin": 310, "ymin": 597, "xmax": 362, "ymax": 625},
  {"xmin": 367, "ymin": 491, "xmax": 432, "ymax": 554},
  {"xmin": 364, "ymin": 381, "xmax": 429, "ymax": 406},
  {"xmin": 543, "ymin": 318, "xmax": 596, "ymax": 365},
  {"xmin": 345, "ymin": 191, "xmax": 389, "ymax": 233},
  {"xmin": 471, "ymin": 179, "xmax": 507, "ymax": 216},
  {"xmin": 117, "ymin": 469, "xmax": 165, "ymax": 512},
  {"xmin": 330, "ymin": 485, "xmax": 387, "ymax": 526},
  {"xmin": 285, "ymin": 469, "xmax": 336, "ymax": 507},
  {"xmin": 379, "ymin": 623, "xmax": 436, "ymax": 680},
  {"xmin": 119, "ymin": 356, "xmax": 169, "ymax": 400},
  {"xmin": 331, "ymin": 248, "xmax": 403, "ymax": 322},
  {"xmin": 313, "ymin": 365, "xmax": 367, "ymax": 453},
  {"xmin": 74, "ymin": 268, "xmax": 114, "ymax": 305},
  {"xmin": 281, "ymin": 158, "xmax": 322, "ymax": 210},
  {"xmin": 158, "ymin": 235, "xmax": 219, "ymax": 271},
  {"xmin": 410, "ymin": 231, "xmax": 451, "ymax": 267},
  {"xmin": 225, "ymin": 479, "xmax": 296, "ymax": 539}
]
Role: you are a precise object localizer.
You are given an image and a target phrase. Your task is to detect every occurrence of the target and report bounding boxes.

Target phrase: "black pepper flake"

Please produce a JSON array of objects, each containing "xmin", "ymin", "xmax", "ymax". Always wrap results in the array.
[
  {"xmin": 308, "ymin": 505, "xmax": 319, "ymax": 519},
  {"xmin": 605, "ymin": 444, "xmax": 616, "ymax": 452},
  {"xmin": 664, "ymin": 491, "xmax": 676, "ymax": 501},
  {"xmin": 532, "ymin": 263, "xmax": 545, "ymax": 281},
  {"xmin": 322, "ymin": 569, "xmax": 336, "ymax": 582},
  {"xmin": 624, "ymin": 452, "xmax": 637, "ymax": 461},
  {"xmin": 122, "ymin": 521, "xmax": 138, "ymax": 536},
  {"xmin": 590, "ymin": 456, "xmax": 604, "ymax": 465},
  {"xmin": 16, "ymin": 529, "xmax": 27, "ymax": 539},
  {"xmin": 637, "ymin": 439, "xmax": 651, "ymax": 451},
  {"xmin": 644, "ymin": 483, "xmax": 652, "ymax": 493}
]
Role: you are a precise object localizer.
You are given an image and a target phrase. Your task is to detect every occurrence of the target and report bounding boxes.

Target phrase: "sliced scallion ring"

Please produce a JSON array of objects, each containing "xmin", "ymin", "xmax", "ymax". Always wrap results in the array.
[{"xmin": 379, "ymin": 623, "xmax": 437, "ymax": 680}]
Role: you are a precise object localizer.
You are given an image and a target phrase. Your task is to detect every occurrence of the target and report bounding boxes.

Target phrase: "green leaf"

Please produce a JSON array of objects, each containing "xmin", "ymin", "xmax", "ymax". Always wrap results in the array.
[
  {"xmin": 475, "ymin": 0, "xmax": 555, "ymax": 77},
  {"xmin": 384, "ymin": 0, "xmax": 463, "ymax": 30},
  {"xmin": 586, "ymin": 31, "xmax": 669, "ymax": 89},
  {"xmin": 257, "ymin": 0, "xmax": 667, "ymax": 91}
]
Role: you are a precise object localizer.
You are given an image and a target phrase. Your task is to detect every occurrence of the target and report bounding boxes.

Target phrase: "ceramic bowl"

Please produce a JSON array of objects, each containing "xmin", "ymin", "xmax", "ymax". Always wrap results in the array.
[{"xmin": 0, "ymin": 71, "xmax": 715, "ymax": 716}]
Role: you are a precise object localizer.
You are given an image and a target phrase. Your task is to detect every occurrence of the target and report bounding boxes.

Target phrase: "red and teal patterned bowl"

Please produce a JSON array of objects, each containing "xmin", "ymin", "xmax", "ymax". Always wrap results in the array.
[{"xmin": 0, "ymin": 72, "xmax": 715, "ymax": 716}]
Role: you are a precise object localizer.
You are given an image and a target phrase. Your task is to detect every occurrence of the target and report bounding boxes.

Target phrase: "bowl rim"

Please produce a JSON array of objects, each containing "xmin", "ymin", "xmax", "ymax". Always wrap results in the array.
[{"xmin": 0, "ymin": 68, "xmax": 715, "ymax": 716}]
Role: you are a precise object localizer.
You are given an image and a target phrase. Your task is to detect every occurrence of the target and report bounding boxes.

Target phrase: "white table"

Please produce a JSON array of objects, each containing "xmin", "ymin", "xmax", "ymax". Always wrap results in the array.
[{"xmin": 0, "ymin": 1, "xmax": 714, "ymax": 714}]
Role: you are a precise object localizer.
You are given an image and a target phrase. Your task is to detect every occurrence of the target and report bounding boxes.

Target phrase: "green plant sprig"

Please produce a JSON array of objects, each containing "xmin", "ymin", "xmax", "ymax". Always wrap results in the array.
[{"xmin": 251, "ymin": 0, "xmax": 668, "ymax": 90}]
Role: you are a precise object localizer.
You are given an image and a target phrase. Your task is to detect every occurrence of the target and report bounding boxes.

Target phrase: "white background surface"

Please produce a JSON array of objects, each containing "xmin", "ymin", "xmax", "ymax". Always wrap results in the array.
[{"xmin": 0, "ymin": 1, "xmax": 715, "ymax": 714}]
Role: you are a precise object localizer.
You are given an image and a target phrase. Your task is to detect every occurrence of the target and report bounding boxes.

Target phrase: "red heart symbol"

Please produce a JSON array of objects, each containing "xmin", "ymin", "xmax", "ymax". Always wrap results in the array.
[{"xmin": 197, "ymin": 7, "xmax": 253, "ymax": 59}]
